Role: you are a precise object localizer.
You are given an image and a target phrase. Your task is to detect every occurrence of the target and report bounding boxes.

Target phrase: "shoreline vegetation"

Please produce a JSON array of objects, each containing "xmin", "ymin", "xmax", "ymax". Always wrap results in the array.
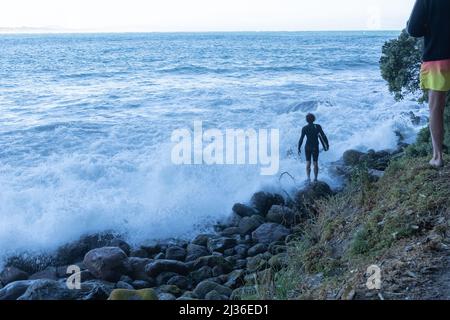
[{"xmin": 1, "ymin": 31, "xmax": 449, "ymax": 301}]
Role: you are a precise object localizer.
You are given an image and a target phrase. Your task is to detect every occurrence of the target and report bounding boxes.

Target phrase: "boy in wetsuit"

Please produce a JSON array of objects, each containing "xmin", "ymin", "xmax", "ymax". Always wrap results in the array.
[{"xmin": 298, "ymin": 113, "xmax": 329, "ymax": 182}]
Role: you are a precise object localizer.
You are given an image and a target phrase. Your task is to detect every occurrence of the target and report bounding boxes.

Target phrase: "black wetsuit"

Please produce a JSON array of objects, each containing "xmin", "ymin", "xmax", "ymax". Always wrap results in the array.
[{"xmin": 298, "ymin": 123, "xmax": 329, "ymax": 162}]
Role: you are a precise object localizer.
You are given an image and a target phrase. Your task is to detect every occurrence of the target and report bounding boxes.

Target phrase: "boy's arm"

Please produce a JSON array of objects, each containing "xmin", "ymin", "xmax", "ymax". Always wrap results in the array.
[
  {"xmin": 298, "ymin": 128, "xmax": 306, "ymax": 154},
  {"xmin": 407, "ymin": 0, "xmax": 428, "ymax": 38}
]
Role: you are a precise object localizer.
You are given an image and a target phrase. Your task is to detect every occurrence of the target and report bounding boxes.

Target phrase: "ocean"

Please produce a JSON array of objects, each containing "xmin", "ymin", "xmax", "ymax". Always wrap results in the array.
[{"xmin": 0, "ymin": 31, "xmax": 426, "ymax": 261}]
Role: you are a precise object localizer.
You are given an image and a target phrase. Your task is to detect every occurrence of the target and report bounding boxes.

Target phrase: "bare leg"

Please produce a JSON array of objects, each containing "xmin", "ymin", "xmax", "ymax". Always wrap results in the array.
[
  {"xmin": 313, "ymin": 161, "xmax": 319, "ymax": 182},
  {"xmin": 306, "ymin": 161, "xmax": 311, "ymax": 181},
  {"xmin": 428, "ymin": 90, "xmax": 447, "ymax": 167}
]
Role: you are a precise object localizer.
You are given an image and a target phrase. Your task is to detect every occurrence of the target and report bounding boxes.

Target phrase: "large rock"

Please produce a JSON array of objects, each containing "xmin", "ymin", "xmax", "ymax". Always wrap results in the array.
[
  {"xmin": 207, "ymin": 237, "xmax": 237, "ymax": 253},
  {"xmin": 0, "ymin": 267, "xmax": 29, "ymax": 285},
  {"xmin": 29, "ymin": 267, "xmax": 58, "ymax": 281},
  {"xmin": 55, "ymin": 233, "xmax": 118, "ymax": 265},
  {"xmin": 360, "ymin": 149, "xmax": 392, "ymax": 171},
  {"xmin": 165, "ymin": 246, "xmax": 186, "ymax": 261},
  {"xmin": 293, "ymin": 181, "xmax": 333, "ymax": 216},
  {"xmin": 127, "ymin": 257, "xmax": 152, "ymax": 281},
  {"xmin": 238, "ymin": 215, "xmax": 265, "ymax": 236},
  {"xmin": 17, "ymin": 279, "xmax": 112, "ymax": 300},
  {"xmin": 250, "ymin": 192, "xmax": 284, "ymax": 216},
  {"xmin": 108, "ymin": 288, "xmax": 158, "ymax": 300},
  {"xmin": 193, "ymin": 280, "xmax": 232, "ymax": 299},
  {"xmin": 83, "ymin": 247, "xmax": 128, "ymax": 282},
  {"xmin": 224, "ymin": 270, "xmax": 245, "ymax": 289},
  {"xmin": 190, "ymin": 266, "xmax": 213, "ymax": 285},
  {"xmin": 191, "ymin": 256, "xmax": 233, "ymax": 274},
  {"xmin": 232, "ymin": 204, "xmax": 258, "ymax": 218},
  {"xmin": 343, "ymin": 150, "xmax": 365, "ymax": 166},
  {"xmin": 252, "ymin": 223, "xmax": 290, "ymax": 245},
  {"xmin": 145, "ymin": 260, "xmax": 189, "ymax": 277},
  {"xmin": 266, "ymin": 205, "xmax": 297, "ymax": 226},
  {"xmin": 247, "ymin": 244, "xmax": 268, "ymax": 257},
  {"xmin": 191, "ymin": 234, "xmax": 214, "ymax": 247},
  {"xmin": 0, "ymin": 280, "xmax": 35, "ymax": 300},
  {"xmin": 185, "ymin": 244, "xmax": 209, "ymax": 262},
  {"xmin": 167, "ymin": 276, "xmax": 190, "ymax": 290}
]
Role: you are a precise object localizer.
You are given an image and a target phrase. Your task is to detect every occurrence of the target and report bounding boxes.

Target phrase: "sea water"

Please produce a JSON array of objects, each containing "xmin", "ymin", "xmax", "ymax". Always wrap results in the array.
[{"xmin": 0, "ymin": 32, "xmax": 427, "ymax": 260}]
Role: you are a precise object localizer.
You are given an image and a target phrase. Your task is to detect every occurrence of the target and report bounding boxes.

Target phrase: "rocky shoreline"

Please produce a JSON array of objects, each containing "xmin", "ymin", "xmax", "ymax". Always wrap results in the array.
[{"xmin": 0, "ymin": 147, "xmax": 403, "ymax": 301}]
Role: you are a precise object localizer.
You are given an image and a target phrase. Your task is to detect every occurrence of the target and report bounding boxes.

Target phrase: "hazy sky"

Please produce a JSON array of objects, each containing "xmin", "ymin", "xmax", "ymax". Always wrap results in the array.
[{"xmin": 0, "ymin": 0, "xmax": 416, "ymax": 32}]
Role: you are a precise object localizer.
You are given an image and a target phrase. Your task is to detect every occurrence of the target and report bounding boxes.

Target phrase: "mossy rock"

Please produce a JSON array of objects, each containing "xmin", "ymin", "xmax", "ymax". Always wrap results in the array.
[{"xmin": 108, "ymin": 288, "xmax": 158, "ymax": 300}]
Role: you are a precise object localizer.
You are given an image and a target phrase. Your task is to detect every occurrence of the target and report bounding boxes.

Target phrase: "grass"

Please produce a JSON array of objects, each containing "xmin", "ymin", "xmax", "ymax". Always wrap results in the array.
[{"xmin": 244, "ymin": 153, "xmax": 450, "ymax": 300}]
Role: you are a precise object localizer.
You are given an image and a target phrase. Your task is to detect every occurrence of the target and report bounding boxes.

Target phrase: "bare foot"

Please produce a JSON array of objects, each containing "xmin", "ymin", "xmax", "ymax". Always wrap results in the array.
[{"xmin": 429, "ymin": 158, "xmax": 445, "ymax": 168}]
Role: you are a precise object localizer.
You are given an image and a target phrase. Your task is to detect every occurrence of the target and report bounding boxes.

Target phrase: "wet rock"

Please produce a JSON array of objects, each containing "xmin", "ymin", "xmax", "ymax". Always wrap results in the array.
[
  {"xmin": 193, "ymin": 280, "xmax": 232, "ymax": 299},
  {"xmin": 230, "ymin": 286, "xmax": 257, "ymax": 300},
  {"xmin": 18, "ymin": 279, "xmax": 112, "ymax": 300},
  {"xmin": 294, "ymin": 182, "xmax": 333, "ymax": 216},
  {"xmin": 167, "ymin": 275, "xmax": 190, "ymax": 290},
  {"xmin": 191, "ymin": 234, "xmax": 214, "ymax": 247},
  {"xmin": 116, "ymin": 281, "xmax": 134, "ymax": 290},
  {"xmin": 220, "ymin": 227, "xmax": 240, "ymax": 237},
  {"xmin": 129, "ymin": 248, "xmax": 149, "ymax": 259},
  {"xmin": 207, "ymin": 237, "xmax": 237, "ymax": 253},
  {"xmin": 212, "ymin": 265, "xmax": 226, "ymax": 277},
  {"xmin": 205, "ymin": 290, "xmax": 229, "ymax": 300},
  {"xmin": 186, "ymin": 244, "xmax": 209, "ymax": 262},
  {"xmin": 83, "ymin": 247, "xmax": 128, "ymax": 282},
  {"xmin": 156, "ymin": 272, "xmax": 179, "ymax": 286},
  {"xmin": 192, "ymin": 256, "xmax": 233, "ymax": 274},
  {"xmin": 141, "ymin": 244, "xmax": 162, "ymax": 257},
  {"xmin": 267, "ymin": 205, "xmax": 297, "ymax": 226},
  {"xmin": 0, "ymin": 267, "xmax": 29, "ymax": 285},
  {"xmin": 55, "ymin": 233, "xmax": 118, "ymax": 266},
  {"xmin": 252, "ymin": 223, "xmax": 290, "ymax": 245},
  {"xmin": 246, "ymin": 254, "xmax": 269, "ymax": 272},
  {"xmin": 29, "ymin": 267, "xmax": 58, "ymax": 281},
  {"xmin": 234, "ymin": 245, "xmax": 249, "ymax": 258},
  {"xmin": 223, "ymin": 248, "xmax": 235, "ymax": 257},
  {"xmin": 232, "ymin": 204, "xmax": 258, "ymax": 218},
  {"xmin": 224, "ymin": 270, "xmax": 245, "ymax": 289},
  {"xmin": 108, "ymin": 288, "xmax": 158, "ymax": 301},
  {"xmin": 165, "ymin": 246, "xmax": 186, "ymax": 261},
  {"xmin": 154, "ymin": 253, "xmax": 165, "ymax": 260},
  {"xmin": 158, "ymin": 292, "xmax": 176, "ymax": 300},
  {"xmin": 108, "ymin": 239, "xmax": 131, "ymax": 257},
  {"xmin": 247, "ymin": 244, "xmax": 268, "ymax": 257},
  {"xmin": 238, "ymin": 215, "xmax": 265, "ymax": 236},
  {"xmin": 190, "ymin": 266, "xmax": 213, "ymax": 284},
  {"xmin": 343, "ymin": 150, "xmax": 365, "ymax": 166},
  {"xmin": 145, "ymin": 260, "xmax": 189, "ymax": 278},
  {"xmin": 236, "ymin": 260, "xmax": 247, "ymax": 270},
  {"xmin": 251, "ymin": 192, "xmax": 285, "ymax": 216},
  {"xmin": 119, "ymin": 275, "xmax": 133, "ymax": 284},
  {"xmin": 158, "ymin": 285, "xmax": 183, "ymax": 297},
  {"xmin": 0, "ymin": 280, "xmax": 35, "ymax": 300},
  {"xmin": 131, "ymin": 280, "xmax": 153, "ymax": 290},
  {"xmin": 127, "ymin": 257, "xmax": 152, "ymax": 281}
]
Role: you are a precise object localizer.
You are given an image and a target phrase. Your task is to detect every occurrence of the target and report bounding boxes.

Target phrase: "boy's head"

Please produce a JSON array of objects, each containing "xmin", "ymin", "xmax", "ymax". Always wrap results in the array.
[{"xmin": 306, "ymin": 113, "xmax": 316, "ymax": 124}]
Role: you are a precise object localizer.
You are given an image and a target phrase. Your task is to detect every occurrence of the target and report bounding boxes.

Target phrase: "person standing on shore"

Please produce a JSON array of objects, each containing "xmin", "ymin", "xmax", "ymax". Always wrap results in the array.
[
  {"xmin": 298, "ymin": 113, "xmax": 329, "ymax": 182},
  {"xmin": 407, "ymin": 0, "xmax": 450, "ymax": 168}
]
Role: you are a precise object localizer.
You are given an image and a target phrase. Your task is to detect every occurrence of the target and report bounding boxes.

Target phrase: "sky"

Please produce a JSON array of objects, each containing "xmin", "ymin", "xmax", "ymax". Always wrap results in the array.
[{"xmin": 0, "ymin": 0, "xmax": 416, "ymax": 32}]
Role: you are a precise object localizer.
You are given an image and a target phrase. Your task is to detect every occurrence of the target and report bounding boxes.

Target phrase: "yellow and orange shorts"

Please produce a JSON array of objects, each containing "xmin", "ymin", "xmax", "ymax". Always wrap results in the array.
[{"xmin": 420, "ymin": 59, "xmax": 450, "ymax": 92}]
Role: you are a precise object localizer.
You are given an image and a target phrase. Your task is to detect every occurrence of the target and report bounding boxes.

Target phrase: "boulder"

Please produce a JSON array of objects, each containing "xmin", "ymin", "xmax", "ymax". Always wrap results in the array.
[
  {"xmin": 108, "ymin": 239, "xmax": 131, "ymax": 256},
  {"xmin": 145, "ymin": 260, "xmax": 189, "ymax": 277},
  {"xmin": 294, "ymin": 182, "xmax": 333, "ymax": 216},
  {"xmin": 247, "ymin": 244, "xmax": 268, "ymax": 257},
  {"xmin": 232, "ymin": 203, "xmax": 258, "ymax": 218},
  {"xmin": 83, "ymin": 247, "xmax": 128, "ymax": 282},
  {"xmin": 165, "ymin": 246, "xmax": 186, "ymax": 261},
  {"xmin": 191, "ymin": 256, "xmax": 233, "ymax": 273},
  {"xmin": 0, "ymin": 267, "xmax": 29, "ymax": 285},
  {"xmin": 193, "ymin": 280, "xmax": 232, "ymax": 299},
  {"xmin": 238, "ymin": 215, "xmax": 265, "ymax": 236},
  {"xmin": 246, "ymin": 254, "xmax": 269, "ymax": 272},
  {"xmin": 234, "ymin": 245, "xmax": 249, "ymax": 258},
  {"xmin": 266, "ymin": 205, "xmax": 297, "ymax": 226},
  {"xmin": 252, "ymin": 223, "xmax": 290, "ymax": 245},
  {"xmin": 158, "ymin": 293, "xmax": 176, "ymax": 300},
  {"xmin": 18, "ymin": 279, "xmax": 112, "ymax": 300},
  {"xmin": 156, "ymin": 272, "xmax": 179, "ymax": 286},
  {"xmin": 167, "ymin": 276, "xmax": 190, "ymax": 290},
  {"xmin": 29, "ymin": 267, "xmax": 58, "ymax": 281},
  {"xmin": 250, "ymin": 192, "xmax": 284, "ymax": 216},
  {"xmin": 116, "ymin": 281, "xmax": 134, "ymax": 290},
  {"xmin": 220, "ymin": 227, "xmax": 240, "ymax": 237},
  {"xmin": 205, "ymin": 290, "xmax": 229, "ymax": 300},
  {"xmin": 0, "ymin": 280, "xmax": 35, "ymax": 300},
  {"xmin": 158, "ymin": 285, "xmax": 183, "ymax": 297},
  {"xmin": 131, "ymin": 280, "xmax": 153, "ymax": 290},
  {"xmin": 186, "ymin": 244, "xmax": 209, "ymax": 262},
  {"xmin": 207, "ymin": 237, "xmax": 237, "ymax": 253},
  {"xmin": 191, "ymin": 234, "xmax": 214, "ymax": 247},
  {"xmin": 127, "ymin": 257, "xmax": 152, "ymax": 281},
  {"xmin": 190, "ymin": 266, "xmax": 213, "ymax": 285},
  {"xmin": 108, "ymin": 288, "xmax": 158, "ymax": 301},
  {"xmin": 343, "ymin": 150, "xmax": 364, "ymax": 166},
  {"xmin": 230, "ymin": 286, "xmax": 257, "ymax": 300},
  {"xmin": 224, "ymin": 270, "xmax": 245, "ymax": 289}
]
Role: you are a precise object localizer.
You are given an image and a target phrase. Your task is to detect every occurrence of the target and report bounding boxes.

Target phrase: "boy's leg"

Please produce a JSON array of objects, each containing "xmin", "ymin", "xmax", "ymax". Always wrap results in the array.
[
  {"xmin": 313, "ymin": 161, "xmax": 319, "ymax": 182},
  {"xmin": 428, "ymin": 90, "xmax": 447, "ymax": 167},
  {"xmin": 306, "ymin": 161, "xmax": 311, "ymax": 181}
]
